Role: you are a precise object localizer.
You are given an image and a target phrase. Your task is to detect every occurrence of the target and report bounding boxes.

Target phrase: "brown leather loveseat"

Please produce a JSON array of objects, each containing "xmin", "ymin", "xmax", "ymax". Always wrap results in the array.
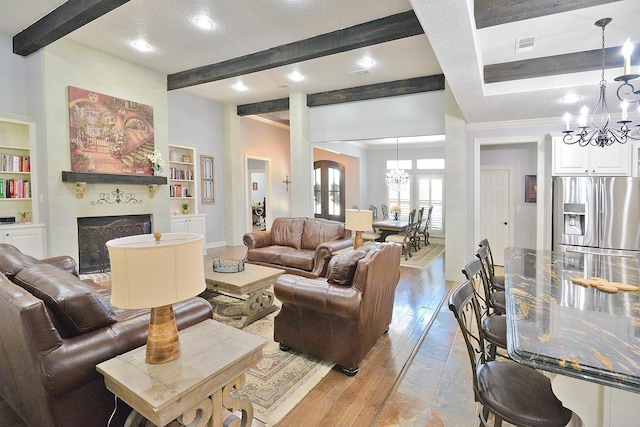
[
  {"xmin": 274, "ymin": 242, "xmax": 401, "ymax": 375},
  {"xmin": 0, "ymin": 244, "xmax": 213, "ymax": 427},
  {"xmin": 243, "ymin": 217, "xmax": 353, "ymax": 278}
]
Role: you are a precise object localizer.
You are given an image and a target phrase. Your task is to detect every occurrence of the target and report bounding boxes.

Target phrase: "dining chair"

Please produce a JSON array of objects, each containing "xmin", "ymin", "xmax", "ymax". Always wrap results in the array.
[
  {"xmin": 461, "ymin": 258, "xmax": 507, "ymax": 360},
  {"xmin": 449, "ymin": 281, "xmax": 573, "ymax": 427},
  {"xmin": 418, "ymin": 205, "xmax": 433, "ymax": 247},
  {"xmin": 410, "ymin": 206, "xmax": 424, "ymax": 251},
  {"xmin": 380, "ymin": 204, "xmax": 388, "ymax": 219},
  {"xmin": 385, "ymin": 208, "xmax": 416, "ymax": 260},
  {"xmin": 478, "ymin": 238, "xmax": 505, "ymax": 289},
  {"xmin": 368, "ymin": 204, "xmax": 378, "ymax": 221}
]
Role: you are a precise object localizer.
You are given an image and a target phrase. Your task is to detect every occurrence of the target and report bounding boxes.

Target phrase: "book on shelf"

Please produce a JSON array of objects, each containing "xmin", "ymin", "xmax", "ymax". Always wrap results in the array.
[{"xmin": 1, "ymin": 155, "xmax": 30, "ymax": 172}]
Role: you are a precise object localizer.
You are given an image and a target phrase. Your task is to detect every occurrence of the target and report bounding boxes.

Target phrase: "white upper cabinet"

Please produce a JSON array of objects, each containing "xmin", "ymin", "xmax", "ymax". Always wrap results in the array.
[{"xmin": 552, "ymin": 136, "xmax": 630, "ymax": 176}]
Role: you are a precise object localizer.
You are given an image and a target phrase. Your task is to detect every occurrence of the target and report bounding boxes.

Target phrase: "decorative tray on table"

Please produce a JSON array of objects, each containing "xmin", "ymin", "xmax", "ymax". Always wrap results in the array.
[{"xmin": 212, "ymin": 256, "xmax": 246, "ymax": 273}]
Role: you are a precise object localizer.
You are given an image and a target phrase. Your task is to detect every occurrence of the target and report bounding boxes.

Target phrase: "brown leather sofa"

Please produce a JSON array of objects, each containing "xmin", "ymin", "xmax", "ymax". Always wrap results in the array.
[
  {"xmin": 273, "ymin": 242, "xmax": 401, "ymax": 375},
  {"xmin": 0, "ymin": 244, "xmax": 213, "ymax": 427},
  {"xmin": 243, "ymin": 217, "xmax": 353, "ymax": 278}
]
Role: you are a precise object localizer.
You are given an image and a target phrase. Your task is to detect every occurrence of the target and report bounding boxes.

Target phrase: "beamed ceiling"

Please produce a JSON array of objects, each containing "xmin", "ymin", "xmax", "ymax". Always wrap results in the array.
[{"xmin": 2, "ymin": 0, "xmax": 639, "ymax": 129}]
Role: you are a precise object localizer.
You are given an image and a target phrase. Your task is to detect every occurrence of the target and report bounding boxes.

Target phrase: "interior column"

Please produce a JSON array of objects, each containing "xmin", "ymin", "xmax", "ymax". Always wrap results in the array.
[
  {"xmin": 289, "ymin": 93, "xmax": 313, "ymax": 217},
  {"xmin": 222, "ymin": 104, "xmax": 245, "ymax": 246}
]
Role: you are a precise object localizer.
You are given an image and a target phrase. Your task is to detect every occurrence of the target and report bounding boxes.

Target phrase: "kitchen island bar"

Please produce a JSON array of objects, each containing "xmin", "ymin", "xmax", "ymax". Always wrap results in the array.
[{"xmin": 504, "ymin": 247, "xmax": 640, "ymax": 427}]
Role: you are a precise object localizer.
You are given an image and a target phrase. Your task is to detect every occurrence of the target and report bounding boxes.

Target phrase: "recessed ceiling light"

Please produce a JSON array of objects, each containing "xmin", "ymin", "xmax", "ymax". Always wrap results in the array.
[
  {"xmin": 131, "ymin": 39, "xmax": 153, "ymax": 52},
  {"xmin": 194, "ymin": 16, "xmax": 214, "ymax": 30},
  {"xmin": 358, "ymin": 56, "xmax": 375, "ymax": 68},
  {"xmin": 287, "ymin": 71, "xmax": 305, "ymax": 82},
  {"xmin": 560, "ymin": 94, "xmax": 582, "ymax": 104},
  {"xmin": 232, "ymin": 81, "xmax": 248, "ymax": 92}
]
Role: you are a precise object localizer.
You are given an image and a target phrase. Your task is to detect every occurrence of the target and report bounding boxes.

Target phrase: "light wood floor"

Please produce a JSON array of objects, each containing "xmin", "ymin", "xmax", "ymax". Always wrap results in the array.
[{"xmin": 1, "ymin": 245, "xmax": 482, "ymax": 427}]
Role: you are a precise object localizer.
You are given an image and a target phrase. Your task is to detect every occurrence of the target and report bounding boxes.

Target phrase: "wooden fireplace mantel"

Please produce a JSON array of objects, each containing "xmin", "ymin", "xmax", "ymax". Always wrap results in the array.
[{"xmin": 61, "ymin": 171, "xmax": 167, "ymax": 198}]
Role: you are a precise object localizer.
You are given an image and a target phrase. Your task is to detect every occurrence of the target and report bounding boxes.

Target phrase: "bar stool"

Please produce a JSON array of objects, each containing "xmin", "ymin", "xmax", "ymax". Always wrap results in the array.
[
  {"xmin": 449, "ymin": 281, "xmax": 573, "ymax": 427},
  {"xmin": 478, "ymin": 238, "xmax": 505, "ymax": 289}
]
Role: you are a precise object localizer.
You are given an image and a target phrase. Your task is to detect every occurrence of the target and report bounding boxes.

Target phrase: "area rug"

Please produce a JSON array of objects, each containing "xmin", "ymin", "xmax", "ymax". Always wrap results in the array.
[
  {"xmin": 400, "ymin": 243, "xmax": 445, "ymax": 268},
  {"xmin": 201, "ymin": 291, "xmax": 334, "ymax": 426}
]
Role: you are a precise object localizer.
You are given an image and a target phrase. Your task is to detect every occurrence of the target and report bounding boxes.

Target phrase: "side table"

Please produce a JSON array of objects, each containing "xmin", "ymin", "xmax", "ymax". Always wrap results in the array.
[{"xmin": 97, "ymin": 319, "xmax": 267, "ymax": 427}]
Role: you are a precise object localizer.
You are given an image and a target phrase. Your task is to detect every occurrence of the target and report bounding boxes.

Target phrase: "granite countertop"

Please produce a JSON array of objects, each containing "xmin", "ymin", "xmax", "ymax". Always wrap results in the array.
[{"xmin": 504, "ymin": 247, "xmax": 640, "ymax": 393}]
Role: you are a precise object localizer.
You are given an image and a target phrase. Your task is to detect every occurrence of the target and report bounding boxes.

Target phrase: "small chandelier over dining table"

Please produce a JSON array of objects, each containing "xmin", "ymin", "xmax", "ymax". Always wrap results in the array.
[
  {"xmin": 386, "ymin": 138, "xmax": 409, "ymax": 191},
  {"xmin": 562, "ymin": 18, "xmax": 640, "ymax": 147}
]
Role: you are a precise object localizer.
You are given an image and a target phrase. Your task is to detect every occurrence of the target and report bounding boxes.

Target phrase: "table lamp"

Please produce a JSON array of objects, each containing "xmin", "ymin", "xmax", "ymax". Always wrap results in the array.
[
  {"xmin": 106, "ymin": 232, "xmax": 205, "ymax": 364},
  {"xmin": 345, "ymin": 209, "xmax": 373, "ymax": 250}
]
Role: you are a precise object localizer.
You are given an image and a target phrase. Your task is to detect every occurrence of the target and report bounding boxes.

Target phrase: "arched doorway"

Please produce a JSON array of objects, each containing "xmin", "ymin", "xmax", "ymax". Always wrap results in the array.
[{"xmin": 313, "ymin": 160, "xmax": 345, "ymax": 222}]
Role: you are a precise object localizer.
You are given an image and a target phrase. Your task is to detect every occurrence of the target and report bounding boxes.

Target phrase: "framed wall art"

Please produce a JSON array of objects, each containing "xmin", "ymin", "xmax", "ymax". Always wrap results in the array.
[
  {"xmin": 525, "ymin": 175, "xmax": 537, "ymax": 203},
  {"xmin": 68, "ymin": 86, "xmax": 154, "ymax": 175},
  {"xmin": 201, "ymin": 155, "xmax": 215, "ymax": 204}
]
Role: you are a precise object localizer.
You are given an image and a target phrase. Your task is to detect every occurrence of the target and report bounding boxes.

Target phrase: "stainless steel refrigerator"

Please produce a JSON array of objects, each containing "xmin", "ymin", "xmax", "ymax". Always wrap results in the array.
[{"xmin": 552, "ymin": 176, "xmax": 640, "ymax": 254}]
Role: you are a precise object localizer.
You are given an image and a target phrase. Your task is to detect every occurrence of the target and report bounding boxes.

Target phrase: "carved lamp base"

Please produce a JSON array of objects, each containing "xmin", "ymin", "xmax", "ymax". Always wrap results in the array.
[{"xmin": 146, "ymin": 305, "xmax": 181, "ymax": 364}]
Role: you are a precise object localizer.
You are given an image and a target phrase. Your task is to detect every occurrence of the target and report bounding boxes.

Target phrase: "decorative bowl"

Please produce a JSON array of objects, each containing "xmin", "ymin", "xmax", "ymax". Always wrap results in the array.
[{"xmin": 212, "ymin": 256, "xmax": 246, "ymax": 273}]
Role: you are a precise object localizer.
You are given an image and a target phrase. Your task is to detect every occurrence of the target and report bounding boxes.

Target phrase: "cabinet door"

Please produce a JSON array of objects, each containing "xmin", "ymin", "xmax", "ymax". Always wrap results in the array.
[
  {"xmin": 170, "ymin": 218, "xmax": 188, "ymax": 233},
  {"xmin": 3, "ymin": 226, "xmax": 44, "ymax": 258},
  {"xmin": 187, "ymin": 216, "xmax": 206, "ymax": 238},
  {"xmin": 590, "ymin": 142, "xmax": 630, "ymax": 175},
  {"xmin": 553, "ymin": 138, "xmax": 590, "ymax": 175}
]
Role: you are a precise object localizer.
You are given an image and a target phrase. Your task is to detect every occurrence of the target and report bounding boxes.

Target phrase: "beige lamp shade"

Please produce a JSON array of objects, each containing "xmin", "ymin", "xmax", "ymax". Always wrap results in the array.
[
  {"xmin": 107, "ymin": 233, "xmax": 205, "ymax": 309},
  {"xmin": 345, "ymin": 209, "xmax": 373, "ymax": 231}
]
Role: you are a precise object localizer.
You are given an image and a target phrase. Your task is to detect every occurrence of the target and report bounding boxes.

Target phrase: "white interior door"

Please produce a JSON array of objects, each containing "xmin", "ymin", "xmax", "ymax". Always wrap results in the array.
[{"xmin": 479, "ymin": 167, "xmax": 512, "ymax": 266}]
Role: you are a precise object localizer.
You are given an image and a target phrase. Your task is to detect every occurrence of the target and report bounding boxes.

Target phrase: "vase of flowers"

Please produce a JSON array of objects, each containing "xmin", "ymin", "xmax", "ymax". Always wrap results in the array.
[
  {"xmin": 147, "ymin": 148, "xmax": 165, "ymax": 176},
  {"xmin": 391, "ymin": 205, "xmax": 401, "ymax": 220}
]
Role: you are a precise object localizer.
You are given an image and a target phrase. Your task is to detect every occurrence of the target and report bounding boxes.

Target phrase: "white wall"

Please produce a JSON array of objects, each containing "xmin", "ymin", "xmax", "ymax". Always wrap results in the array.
[
  {"xmin": 168, "ymin": 90, "xmax": 224, "ymax": 246},
  {"xmin": 309, "ymin": 91, "xmax": 445, "ymax": 142},
  {"xmin": 0, "ymin": 34, "xmax": 29, "ymax": 116}
]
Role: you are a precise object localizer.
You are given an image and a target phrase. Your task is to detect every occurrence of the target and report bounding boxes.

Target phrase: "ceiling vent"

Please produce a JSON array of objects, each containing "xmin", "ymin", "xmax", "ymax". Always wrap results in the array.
[
  {"xmin": 349, "ymin": 69, "xmax": 371, "ymax": 76},
  {"xmin": 278, "ymin": 83, "xmax": 291, "ymax": 89},
  {"xmin": 515, "ymin": 36, "xmax": 535, "ymax": 53}
]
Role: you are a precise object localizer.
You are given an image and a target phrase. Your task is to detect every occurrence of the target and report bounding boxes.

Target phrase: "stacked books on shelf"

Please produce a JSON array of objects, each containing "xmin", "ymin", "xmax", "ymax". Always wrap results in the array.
[
  {"xmin": 1, "ymin": 155, "xmax": 30, "ymax": 172},
  {"xmin": 169, "ymin": 167, "xmax": 194, "ymax": 180},
  {"xmin": 0, "ymin": 178, "xmax": 31, "ymax": 198},
  {"xmin": 170, "ymin": 184, "xmax": 187, "ymax": 198}
]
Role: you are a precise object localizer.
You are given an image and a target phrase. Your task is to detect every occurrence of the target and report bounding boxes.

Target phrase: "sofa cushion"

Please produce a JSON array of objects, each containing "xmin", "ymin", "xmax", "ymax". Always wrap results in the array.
[
  {"xmin": 271, "ymin": 217, "xmax": 305, "ymax": 249},
  {"xmin": 14, "ymin": 264, "xmax": 117, "ymax": 337},
  {"xmin": 279, "ymin": 249, "xmax": 315, "ymax": 271},
  {"xmin": 301, "ymin": 218, "xmax": 345, "ymax": 250},
  {"xmin": 248, "ymin": 246, "xmax": 297, "ymax": 266},
  {"xmin": 327, "ymin": 249, "xmax": 367, "ymax": 286},
  {"xmin": 0, "ymin": 249, "xmax": 40, "ymax": 280}
]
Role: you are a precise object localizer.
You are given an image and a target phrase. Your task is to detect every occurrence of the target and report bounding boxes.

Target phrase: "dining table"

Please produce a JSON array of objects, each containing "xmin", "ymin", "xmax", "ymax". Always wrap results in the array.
[
  {"xmin": 504, "ymin": 247, "xmax": 640, "ymax": 427},
  {"xmin": 371, "ymin": 218, "xmax": 408, "ymax": 241}
]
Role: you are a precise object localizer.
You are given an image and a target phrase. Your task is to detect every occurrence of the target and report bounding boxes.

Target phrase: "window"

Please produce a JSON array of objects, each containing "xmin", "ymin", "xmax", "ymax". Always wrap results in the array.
[
  {"xmin": 387, "ymin": 177, "xmax": 411, "ymax": 219},
  {"xmin": 417, "ymin": 174, "xmax": 444, "ymax": 231},
  {"xmin": 416, "ymin": 158, "xmax": 445, "ymax": 169}
]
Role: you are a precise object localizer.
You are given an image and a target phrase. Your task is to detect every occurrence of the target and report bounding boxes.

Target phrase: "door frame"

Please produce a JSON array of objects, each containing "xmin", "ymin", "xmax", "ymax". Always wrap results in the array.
[
  {"xmin": 473, "ymin": 136, "xmax": 549, "ymax": 251},
  {"xmin": 245, "ymin": 155, "xmax": 272, "ymax": 233},
  {"xmin": 479, "ymin": 165, "xmax": 515, "ymax": 263}
]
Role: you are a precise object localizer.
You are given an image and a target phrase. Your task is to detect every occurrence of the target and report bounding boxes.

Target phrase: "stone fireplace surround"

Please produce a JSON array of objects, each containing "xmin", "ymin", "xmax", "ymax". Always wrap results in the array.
[{"xmin": 77, "ymin": 214, "xmax": 151, "ymax": 274}]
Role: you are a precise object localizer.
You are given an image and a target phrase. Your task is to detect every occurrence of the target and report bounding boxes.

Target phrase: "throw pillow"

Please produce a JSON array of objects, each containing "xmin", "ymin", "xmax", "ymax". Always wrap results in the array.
[
  {"xmin": 14, "ymin": 263, "xmax": 117, "ymax": 337},
  {"xmin": 327, "ymin": 249, "xmax": 367, "ymax": 286}
]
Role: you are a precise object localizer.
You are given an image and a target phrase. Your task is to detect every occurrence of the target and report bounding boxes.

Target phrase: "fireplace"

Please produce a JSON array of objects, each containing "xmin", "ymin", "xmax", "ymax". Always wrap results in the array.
[{"xmin": 77, "ymin": 215, "xmax": 151, "ymax": 274}]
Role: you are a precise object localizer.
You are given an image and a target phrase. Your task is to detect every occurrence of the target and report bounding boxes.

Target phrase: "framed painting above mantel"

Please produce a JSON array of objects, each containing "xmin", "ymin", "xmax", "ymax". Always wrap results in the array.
[{"xmin": 68, "ymin": 86, "xmax": 155, "ymax": 175}]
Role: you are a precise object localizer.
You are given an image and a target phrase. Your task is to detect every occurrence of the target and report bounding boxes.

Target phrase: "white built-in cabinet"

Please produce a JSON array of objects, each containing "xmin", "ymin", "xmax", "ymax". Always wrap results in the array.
[
  {"xmin": 170, "ymin": 215, "xmax": 206, "ymax": 254},
  {"xmin": 552, "ymin": 135, "xmax": 630, "ymax": 176},
  {"xmin": 632, "ymin": 141, "xmax": 640, "ymax": 177},
  {"xmin": 0, "ymin": 113, "xmax": 46, "ymax": 258},
  {"xmin": 168, "ymin": 142, "xmax": 206, "ymax": 252}
]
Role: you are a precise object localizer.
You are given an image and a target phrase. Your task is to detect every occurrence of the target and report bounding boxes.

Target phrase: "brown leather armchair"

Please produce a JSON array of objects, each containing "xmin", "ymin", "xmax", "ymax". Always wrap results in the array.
[{"xmin": 273, "ymin": 242, "xmax": 401, "ymax": 375}]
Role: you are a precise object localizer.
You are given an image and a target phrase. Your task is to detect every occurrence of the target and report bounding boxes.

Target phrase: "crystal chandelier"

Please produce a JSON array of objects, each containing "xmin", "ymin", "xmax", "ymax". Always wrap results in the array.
[
  {"xmin": 562, "ymin": 18, "xmax": 640, "ymax": 147},
  {"xmin": 385, "ymin": 138, "xmax": 409, "ymax": 191}
]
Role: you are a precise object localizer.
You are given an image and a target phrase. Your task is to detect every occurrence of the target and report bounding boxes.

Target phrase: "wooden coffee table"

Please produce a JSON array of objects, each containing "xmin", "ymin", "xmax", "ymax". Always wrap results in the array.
[
  {"xmin": 97, "ymin": 320, "xmax": 267, "ymax": 427},
  {"xmin": 204, "ymin": 262, "xmax": 284, "ymax": 328}
]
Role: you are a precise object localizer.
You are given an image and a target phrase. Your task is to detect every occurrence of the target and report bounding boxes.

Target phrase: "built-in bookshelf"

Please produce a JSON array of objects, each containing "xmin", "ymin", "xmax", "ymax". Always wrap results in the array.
[
  {"xmin": 0, "ymin": 114, "xmax": 38, "ymax": 222},
  {"xmin": 168, "ymin": 143, "xmax": 197, "ymax": 215}
]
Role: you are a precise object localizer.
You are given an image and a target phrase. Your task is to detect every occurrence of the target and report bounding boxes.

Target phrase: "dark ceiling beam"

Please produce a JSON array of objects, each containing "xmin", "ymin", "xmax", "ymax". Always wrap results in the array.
[
  {"xmin": 13, "ymin": 0, "xmax": 131, "ymax": 56},
  {"xmin": 168, "ymin": 10, "xmax": 424, "ymax": 91},
  {"xmin": 237, "ymin": 98, "xmax": 290, "ymax": 116},
  {"xmin": 484, "ymin": 43, "xmax": 639, "ymax": 83},
  {"xmin": 474, "ymin": 0, "xmax": 621, "ymax": 29},
  {"xmin": 307, "ymin": 75, "xmax": 444, "ymax": 107}
]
